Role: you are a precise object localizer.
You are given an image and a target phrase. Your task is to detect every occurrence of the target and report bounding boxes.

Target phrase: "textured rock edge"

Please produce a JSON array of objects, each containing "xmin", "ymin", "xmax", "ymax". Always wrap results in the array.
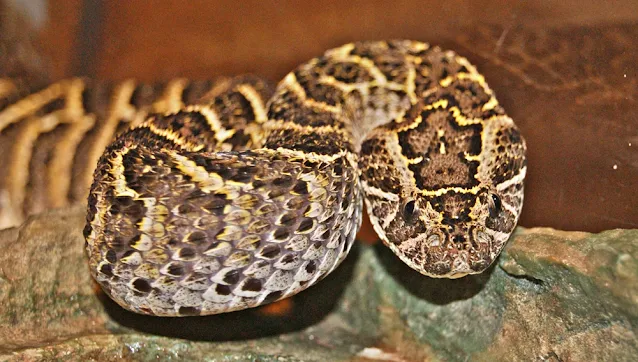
[{"xmin": 0, "ymin": 206, "xmax": 636, "ymax": 361}]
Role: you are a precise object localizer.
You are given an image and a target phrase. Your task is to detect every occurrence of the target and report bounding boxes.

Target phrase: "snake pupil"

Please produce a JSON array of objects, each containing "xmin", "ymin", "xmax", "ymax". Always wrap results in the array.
[
  {"xmin": 403, "ymin": 200, "xmax": 417, "ymax": 224},
  {"xmin": 490, "ymin": 194, "xmax": 502, "ymax": 218}
]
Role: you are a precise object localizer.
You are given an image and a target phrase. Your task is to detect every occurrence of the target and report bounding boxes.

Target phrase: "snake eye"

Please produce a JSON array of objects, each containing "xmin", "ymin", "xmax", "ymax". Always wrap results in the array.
[
  {"xmin": 489, "ymin": 194, "xmax": 502, "ymax": 218},
  {"xmin": 402, "ymin": 200, "xmax": 418, "ymax": 224}
]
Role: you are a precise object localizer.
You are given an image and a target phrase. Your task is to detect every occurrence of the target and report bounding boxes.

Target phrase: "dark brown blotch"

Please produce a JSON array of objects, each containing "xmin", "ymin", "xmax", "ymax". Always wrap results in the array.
[
  {"xmin": 305, "ymin": 260, "xmax": 316, "ymax": 274},
  {"xmin": 229, "ymin": 169, "xmax": 253, "ymax": 183},
  {"xmin": 242, "ymin": 278, "xmax": 262, "ymax": 292},
  {"xmin": 166, "ymin": 262, "xmax": 185, "ymax": 276},
  {"xmin": 260, "ymin": 245, "xmax": 281, "ymax": 259},
  {"xmin": 187, "ymin": 231, "xmax": 207, "ymax": 245},
  {"xmin": 279, "ymin": 253, "xmax": 297, "ymax": 266},
  {"xmin": 223, "ymin": 269, "xmax": 240, "ymax": 285},
  {"xmin": 273, "ymin": 228, "xmax": 290, "ymax": 240},
  {"xmin": 293, "ymin": 181, "xmax": 308, "ymax": 195},
  {"xmin": 99, "ymin": 263, "xmax": 113, "ymax": 277},
  {"xmin": 297, "ymin": 218, "xmax": 314, "ymax": 233},
  {"xmin": 216, "ymin": 284, "xmax": 231, "ymax": 295},
  {"xmin": 341, "ymin": 198, "xmax": 350, "ymax": 211},
  {"xmin": 186, "ymin": 189, "xmax": 207, "ymax": 200},
  {"xmin": 132, "ymin": 278, "xmax": 152, "ymax": 293},
  {"xmin": 105, "ymin": 249, "xmax": 117, "ymax": 263},
  {"xmin": 87, "ymin": 193, "xmax": 98, "ymax": 218},
  {"xmin": 268, "ymin": 188, "xmax": 286, "ymax": 199},
  {"xmin": 83, "ymin": 224, "xmax": 92, "ymax": 239},
  {"xmin": 278, "ymin": 213, "xmax": 297, "ymax": 226},
  {"xmin": 177, "ymin": 203, "xmax": 196, "ymax": 215},
  {"xmin": 285, "ymin": 196, "xmax": 305, "ymax": 210},
  {"xmin": 252, "ymin": 180, "xmax": 267, "ymax": 189},
  {"xmin": 203, "ymin": 196, "xmax": 228, "ymax": 215},
  {"xmin": 178, "ymin": 247, "xmax": 197, "ymax": 260}
]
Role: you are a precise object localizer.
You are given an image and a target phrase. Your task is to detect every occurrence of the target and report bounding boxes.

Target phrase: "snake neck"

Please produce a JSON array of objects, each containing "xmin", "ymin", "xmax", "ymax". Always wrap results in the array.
[{"xmin": 263, "ymin": 42, "xmax": 423, "ymax": 156}]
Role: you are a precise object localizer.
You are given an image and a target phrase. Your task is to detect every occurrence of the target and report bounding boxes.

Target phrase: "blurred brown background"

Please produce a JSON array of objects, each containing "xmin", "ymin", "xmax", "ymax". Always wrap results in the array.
[{"xmin": 22, "ymin": 1, "xmax": 638, "ymax": 232}]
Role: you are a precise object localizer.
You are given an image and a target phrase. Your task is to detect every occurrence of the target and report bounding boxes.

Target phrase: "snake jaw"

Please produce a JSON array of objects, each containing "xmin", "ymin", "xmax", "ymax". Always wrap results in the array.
[{"xmin": 365, "ymin": 165, "xmax": 524, "ymax": 278}]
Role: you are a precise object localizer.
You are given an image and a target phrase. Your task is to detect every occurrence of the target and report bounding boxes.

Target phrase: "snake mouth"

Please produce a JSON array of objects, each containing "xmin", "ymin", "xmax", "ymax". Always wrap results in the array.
[
  {"xmin": 381, "ymin": 224, "xmax": 500, "ymax": 278},
  {"xmin": 422, "ymin": 255, "xmax": 494, "ymax": 279}
]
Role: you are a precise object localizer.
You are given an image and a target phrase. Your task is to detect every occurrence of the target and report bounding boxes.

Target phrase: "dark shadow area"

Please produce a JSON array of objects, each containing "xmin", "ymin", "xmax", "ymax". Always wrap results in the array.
[
  {"xmin": 100, "ymin": 243, "xmax": 360, "ymax": 341},
  {"xmin": 373, "ymin": 242, "xmax": 495, "ymax": 304}
]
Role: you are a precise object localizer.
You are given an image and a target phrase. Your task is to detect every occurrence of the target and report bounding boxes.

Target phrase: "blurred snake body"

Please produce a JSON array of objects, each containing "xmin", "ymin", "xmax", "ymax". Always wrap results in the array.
[{"xmin": 0, "ymin": 41, "xmax": 526, "ymax": 316}]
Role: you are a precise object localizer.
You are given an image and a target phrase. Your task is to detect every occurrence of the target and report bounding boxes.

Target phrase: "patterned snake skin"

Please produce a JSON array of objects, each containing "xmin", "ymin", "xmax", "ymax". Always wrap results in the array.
[
  {"xmin": 0, "ymin": 77, "xmax": 257, "ymax": 228},
  {"xmin": 2, "ymin": 40, "xmax": 526, "ymax": 317}
]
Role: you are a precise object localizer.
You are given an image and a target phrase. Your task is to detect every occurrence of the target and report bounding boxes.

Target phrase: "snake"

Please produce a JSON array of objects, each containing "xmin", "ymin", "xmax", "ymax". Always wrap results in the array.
[{"xmin": 0, "ymin": 40, "xmax": 526, "ymax": 317}]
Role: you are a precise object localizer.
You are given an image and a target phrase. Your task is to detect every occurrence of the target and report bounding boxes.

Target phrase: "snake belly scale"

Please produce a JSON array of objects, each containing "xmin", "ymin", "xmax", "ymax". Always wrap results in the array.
[{"xmin": 3, "ymin": 40, "xmax": 526, "ymax": 317}]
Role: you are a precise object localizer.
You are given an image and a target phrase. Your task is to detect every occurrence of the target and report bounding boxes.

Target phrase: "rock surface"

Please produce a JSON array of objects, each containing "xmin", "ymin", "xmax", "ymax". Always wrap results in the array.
[{"xmin": 0, "ymin": 207, "xmax": 636, "ymax": 361}]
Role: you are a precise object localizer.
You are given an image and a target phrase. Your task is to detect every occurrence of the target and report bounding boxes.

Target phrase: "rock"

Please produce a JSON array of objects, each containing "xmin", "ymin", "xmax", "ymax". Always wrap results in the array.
[{"xmin": 0, "ymin": 207, "xmax": 636, "ymax": 361}]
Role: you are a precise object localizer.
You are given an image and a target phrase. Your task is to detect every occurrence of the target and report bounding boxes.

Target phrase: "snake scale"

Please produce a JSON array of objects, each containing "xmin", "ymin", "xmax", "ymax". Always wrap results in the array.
[{"xmin": 0, "ymin": 40, "xmax": 526, "ymax": 316}]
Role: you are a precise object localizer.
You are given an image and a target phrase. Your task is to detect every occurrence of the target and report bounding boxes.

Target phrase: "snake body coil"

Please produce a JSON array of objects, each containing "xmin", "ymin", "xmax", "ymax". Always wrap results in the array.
[{"xmin": 83, "ymin": 40, "xmax": 526, "ymax": 316}]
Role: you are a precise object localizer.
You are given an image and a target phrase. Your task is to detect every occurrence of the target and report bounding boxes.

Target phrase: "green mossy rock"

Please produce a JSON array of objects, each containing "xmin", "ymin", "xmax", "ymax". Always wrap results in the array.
[{"xmin": 0, "ymin": 206, "xmax": 636, "ymax": 361}]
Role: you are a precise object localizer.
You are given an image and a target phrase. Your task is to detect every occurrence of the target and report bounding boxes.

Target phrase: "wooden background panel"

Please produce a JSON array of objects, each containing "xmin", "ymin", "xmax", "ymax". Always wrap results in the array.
[
  {"xmin": 37, "ymin": 0, "xmax": 82, "ymax": 80},
  {"xmin": 41, "ymin": 1, "xmax": 638, "ymax": 81}
]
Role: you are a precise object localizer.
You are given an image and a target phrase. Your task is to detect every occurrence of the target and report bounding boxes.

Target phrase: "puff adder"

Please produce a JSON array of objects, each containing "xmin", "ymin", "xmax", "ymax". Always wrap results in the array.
[{"xmin": 6, "ymin": 40, "xmax": 527, "ymax": 317}]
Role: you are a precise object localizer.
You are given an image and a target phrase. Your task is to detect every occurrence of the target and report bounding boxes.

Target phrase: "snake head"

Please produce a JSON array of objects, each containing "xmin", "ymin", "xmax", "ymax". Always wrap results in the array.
[
  {"xmin": 365, "ymin": 185, "xmax": 526, "ymax": 278},
  {"xmin": 361, "ymin": 118, "xmax": 526, "ymax": 278}
]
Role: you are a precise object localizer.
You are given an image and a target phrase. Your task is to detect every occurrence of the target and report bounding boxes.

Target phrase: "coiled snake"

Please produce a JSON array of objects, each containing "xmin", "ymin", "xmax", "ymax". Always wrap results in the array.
[{"xmin": 3, "ymin": 40, "xmax": 527, "ymax": 316}]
